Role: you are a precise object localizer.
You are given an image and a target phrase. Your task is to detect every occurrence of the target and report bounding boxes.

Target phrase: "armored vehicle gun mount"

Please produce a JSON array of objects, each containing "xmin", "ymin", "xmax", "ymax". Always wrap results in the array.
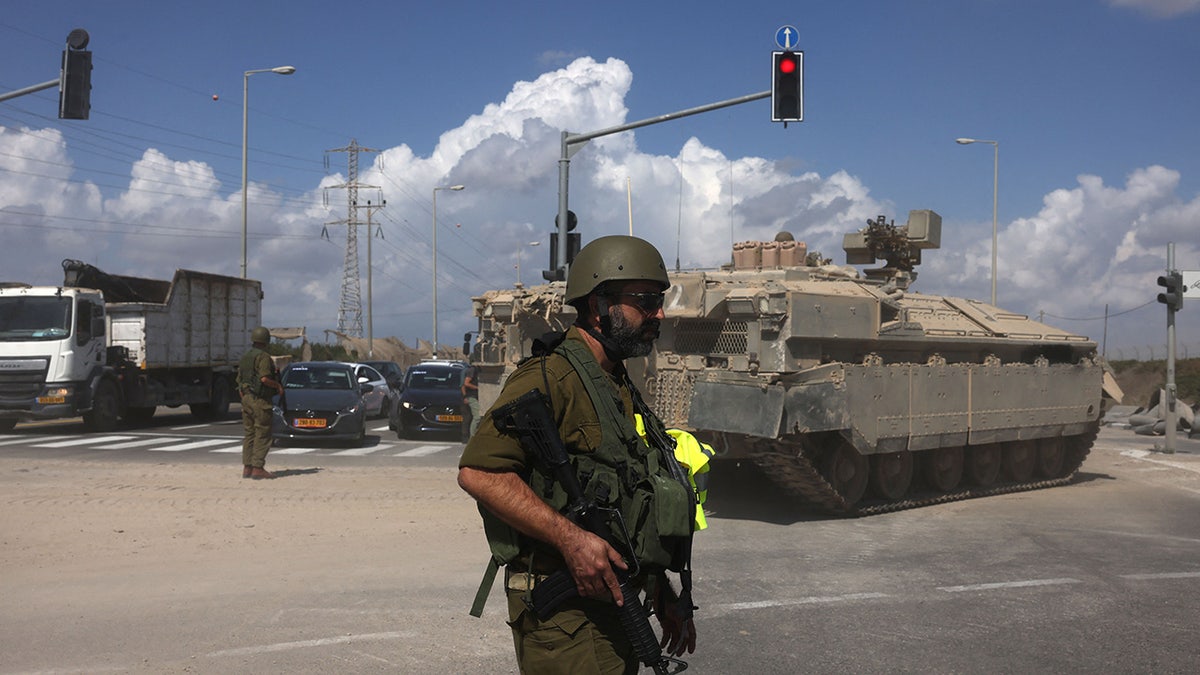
[{"xmin": 469, "ymin": 210, "xmax": 1123, "ymax": 516}]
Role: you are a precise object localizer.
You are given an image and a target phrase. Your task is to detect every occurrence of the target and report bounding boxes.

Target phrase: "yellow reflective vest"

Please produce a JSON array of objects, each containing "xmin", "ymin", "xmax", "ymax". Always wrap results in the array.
[{"xmin": 636, "ymin": 414, "xmax": 714, "ymax": 530}]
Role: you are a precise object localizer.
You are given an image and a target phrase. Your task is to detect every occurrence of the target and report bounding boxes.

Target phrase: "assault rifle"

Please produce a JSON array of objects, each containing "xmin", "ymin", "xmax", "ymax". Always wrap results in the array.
[{"xmin": 491, "ymin": 389, "xmax": 687, "ymax": 674}]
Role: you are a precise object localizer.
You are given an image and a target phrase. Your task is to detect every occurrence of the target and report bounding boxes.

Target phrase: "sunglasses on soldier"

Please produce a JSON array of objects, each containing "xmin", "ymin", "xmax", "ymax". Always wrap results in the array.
[{"xmin": 605, "ymin": 291, "xmax": 665, "ymax": 314}]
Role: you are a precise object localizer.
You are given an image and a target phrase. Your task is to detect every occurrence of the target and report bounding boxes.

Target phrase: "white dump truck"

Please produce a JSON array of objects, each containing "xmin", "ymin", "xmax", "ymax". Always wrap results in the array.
[{"xmin": 0, "ymin": 260, "xmax": 262, "ymax": 432}]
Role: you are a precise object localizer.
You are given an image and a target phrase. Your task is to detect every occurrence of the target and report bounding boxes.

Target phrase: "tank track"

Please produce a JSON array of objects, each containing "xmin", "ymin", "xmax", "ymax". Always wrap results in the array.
[{"xmin": 751, "ymin": 424, "xmax": 1099, "ymax": 517}]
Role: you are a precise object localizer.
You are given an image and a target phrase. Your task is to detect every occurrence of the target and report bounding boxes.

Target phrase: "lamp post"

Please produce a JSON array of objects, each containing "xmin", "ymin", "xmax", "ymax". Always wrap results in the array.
[
  {"xmin": 517, "ymin": 240, "xmax": 540, "ymax": 285},
  {"xmin": 431, "ymin": 184, "xmax": 465, "ymax": 354},
  {"xmin": 241, "ymin": 65, "xmax": 296, "ymax": 279},
  {"xmin": 956, "ymin": 137, "xmax": 999, "ymax": 305}
]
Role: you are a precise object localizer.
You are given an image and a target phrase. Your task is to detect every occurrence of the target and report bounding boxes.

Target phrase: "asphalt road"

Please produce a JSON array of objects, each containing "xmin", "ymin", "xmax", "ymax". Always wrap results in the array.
[
  {"xmin": 2, "ymin": 417, "xmax": 1198, "ymax": 674},
  {"xmin": 0, "ymin": 407, "xmax": 465, "ymax": 470}
]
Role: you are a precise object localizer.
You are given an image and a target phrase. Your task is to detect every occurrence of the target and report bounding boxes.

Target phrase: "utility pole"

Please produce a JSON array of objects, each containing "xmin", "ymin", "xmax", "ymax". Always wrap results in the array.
[{"xmin": 324, "ymin": 139, "xmax": 378, "ymax": 338}]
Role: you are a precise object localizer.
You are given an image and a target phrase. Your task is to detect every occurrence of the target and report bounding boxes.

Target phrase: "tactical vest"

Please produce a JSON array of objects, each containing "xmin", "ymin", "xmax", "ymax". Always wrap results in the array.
[
  {"xmin": 236, "ymin": 347, "xmax": 274, "ymax": 399},
  {"xmin": 479, "ymin": 337, "xmax": 693, "ymax": 573}
]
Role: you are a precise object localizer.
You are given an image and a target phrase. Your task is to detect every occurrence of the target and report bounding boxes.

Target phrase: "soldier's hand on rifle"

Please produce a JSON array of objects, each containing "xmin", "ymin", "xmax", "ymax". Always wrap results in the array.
[{"xmin": 560, "ymin": 527, "xmax": 628, "ymax": 606}]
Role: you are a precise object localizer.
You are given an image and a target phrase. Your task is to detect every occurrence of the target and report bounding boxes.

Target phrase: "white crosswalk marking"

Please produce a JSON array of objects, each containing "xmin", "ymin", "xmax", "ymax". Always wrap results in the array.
[
  {"xmin": 35, "ymin": 435, "xmax": 134, "ymax": 448},
  {"xmin": 270, "ymin": 446, "xmax": 317, "ymax": 455},
  {"xmin": 94, "ymin": 437, "xmax": 182, "ymax": 450},
  {"xmin": 331, "ymin": 445, "xmax": 388, "ymax": 456},
  {"xmin": 148, "ymin": 438, "xmax": 236, "ymax": 452},
  {"xmin": 394, "ymin": 444, "xmax": 452, "ymax": 457},
  {"xmin": 0, "ymin": 435, "xmax": 70, "ymax": 446},
  {"xmin": 3, "ymin": 431, "xmax": 460, "ymax": 461}
]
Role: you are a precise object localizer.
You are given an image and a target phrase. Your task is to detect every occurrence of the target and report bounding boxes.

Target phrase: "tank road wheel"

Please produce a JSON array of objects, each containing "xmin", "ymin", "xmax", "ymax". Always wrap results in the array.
[
  {"xmin": 966, "ymin": 444, "xmax": 1002, "ymax": 487},
  {"xmin": 819, "ymin": 443, "xmax": 868, "ymax": 507},
  {"xmin": 869, "ymin": 451, "xmax": 914, "ymax": 500},
  {"xmin": 83, "ymin": 380, "xmax": 121, "ymax": 432},
  {"xmin": 923, "ymin": 446, "xmax": 965, "ymax": 492},
  {"xmin": 1036, "ymin": 437, "xmax": 1067, "ymax": 478},
  {"xmin": 1002, "ymin": 440, "xmax": 1037, "ymax": 482}
]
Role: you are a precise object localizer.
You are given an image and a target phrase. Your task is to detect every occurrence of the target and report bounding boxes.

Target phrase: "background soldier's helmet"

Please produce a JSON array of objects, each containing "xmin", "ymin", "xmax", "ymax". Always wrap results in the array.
[
  {"xmin": 250, "ymin": 326, "xmax": 271, "ymax": 343},
  {"xmin": 564, "ymin": 235, "xmax": 670, "ymax": 304}
]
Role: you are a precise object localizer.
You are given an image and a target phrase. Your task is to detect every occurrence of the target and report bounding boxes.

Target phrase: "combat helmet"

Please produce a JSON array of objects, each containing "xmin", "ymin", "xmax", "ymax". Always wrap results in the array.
[
  {"xmin": 564, "ymin": 235, "xmax": 670, "ymax": 304},
  {"xmin": 250, "ymin": 326, "xmax": 271, "ymax": 343}
]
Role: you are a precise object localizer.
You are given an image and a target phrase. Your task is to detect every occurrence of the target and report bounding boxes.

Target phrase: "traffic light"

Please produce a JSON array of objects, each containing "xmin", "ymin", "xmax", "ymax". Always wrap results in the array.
[
  {"xmin": 542, "ymin": 210, "xmax": 580, "ymax": 282},
  {"xmin": 1157, "ymin": 271, "xmax": 1184, "ymax": 311},
  {"xmin": 59, "ymin": 48, "xmax": 92, "ymax": 119},
  {"xmin": 771, "ymin": 51, "xmax": 803, "ymax": 122}
]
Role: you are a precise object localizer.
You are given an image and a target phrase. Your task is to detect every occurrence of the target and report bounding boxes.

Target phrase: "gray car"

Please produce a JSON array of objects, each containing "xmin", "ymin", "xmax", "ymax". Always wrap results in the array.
[{"xmin": 271, "ymin": 362, "xmax": 368, "ymax": 446}]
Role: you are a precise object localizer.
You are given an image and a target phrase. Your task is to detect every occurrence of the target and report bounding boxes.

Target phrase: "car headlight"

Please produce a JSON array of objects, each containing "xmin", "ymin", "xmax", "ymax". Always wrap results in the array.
[
  {"xmin": 339, "ymin": 403, "xmax": 360, "ymax": 415},
  {"xmin": 401, "ymin": 401, "xmax": 414, "ymax": 410}
]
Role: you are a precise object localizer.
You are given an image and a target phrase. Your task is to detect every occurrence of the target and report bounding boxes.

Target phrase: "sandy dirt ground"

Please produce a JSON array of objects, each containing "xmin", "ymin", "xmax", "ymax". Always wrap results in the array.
[{"xmin": 0, "ymin": 458, "xmax": 518, "ymax": 673}]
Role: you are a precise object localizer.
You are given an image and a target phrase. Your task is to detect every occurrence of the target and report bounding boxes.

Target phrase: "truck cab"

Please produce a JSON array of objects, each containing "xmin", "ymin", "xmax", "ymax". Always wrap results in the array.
[{"xmin": 0, "ymin": 284, "xmax": 110, "ymax": 430}]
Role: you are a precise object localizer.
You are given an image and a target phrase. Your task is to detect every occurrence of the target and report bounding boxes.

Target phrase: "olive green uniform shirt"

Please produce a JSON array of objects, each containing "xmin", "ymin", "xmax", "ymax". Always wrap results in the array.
[{"xmin": 459, "ymin": 326, "xmax": 636, "ymax": 569}]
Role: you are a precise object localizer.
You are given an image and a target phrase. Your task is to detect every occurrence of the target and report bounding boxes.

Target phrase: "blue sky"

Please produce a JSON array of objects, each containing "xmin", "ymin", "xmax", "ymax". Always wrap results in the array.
[{"xmin": 2, "ymin": 0, "xmax": 1198, "ymax": 360}]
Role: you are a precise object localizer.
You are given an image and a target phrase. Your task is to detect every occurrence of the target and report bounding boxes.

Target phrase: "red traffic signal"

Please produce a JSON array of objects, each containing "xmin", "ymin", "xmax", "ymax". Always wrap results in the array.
[{"xmin": 772, "ymin": 51, "xmax": 803, "ymax": 123}]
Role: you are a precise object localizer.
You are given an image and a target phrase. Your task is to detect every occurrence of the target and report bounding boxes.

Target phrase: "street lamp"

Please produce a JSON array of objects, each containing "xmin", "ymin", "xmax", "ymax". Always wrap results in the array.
[
  {"xmin": 956, "ymin": 137, "xmax": 999, "ymax": 306},
  {"xmin": 241, "ymin": 65, "xmax": 296, "ymax": 279},
  {"xmin": 517, "ymin": 240, "xmax": 540, "ymax": 285},
  {"xmin": 431, "ymin": 184, "xmax": 465, "ymax": 354}
]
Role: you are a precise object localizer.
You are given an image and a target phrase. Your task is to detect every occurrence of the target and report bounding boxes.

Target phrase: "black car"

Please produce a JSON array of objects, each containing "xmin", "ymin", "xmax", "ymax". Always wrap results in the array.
[
  {"xmin": 271, "ymin": 361, "xmax": 369, "ymax": 446},
  {"xmin": 363, "ymin": 360, "xmax": 404, "ymax": 389},
  {"xmin": 389, "ymin": 360, "xmax": 468, "ymax": 439}
]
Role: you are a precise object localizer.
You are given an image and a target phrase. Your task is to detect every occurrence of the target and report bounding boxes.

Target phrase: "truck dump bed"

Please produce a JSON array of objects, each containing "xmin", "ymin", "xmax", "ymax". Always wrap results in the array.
[{"xmin": 103, "ymin": 269, "xmax": 262, "ymax": 369}]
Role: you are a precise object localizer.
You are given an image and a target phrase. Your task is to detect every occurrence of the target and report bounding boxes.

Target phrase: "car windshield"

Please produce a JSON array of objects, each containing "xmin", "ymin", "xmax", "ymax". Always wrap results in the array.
[
  {"xmin": 283, "ymin": 366, "xmax": 353, "ymax": 390},
  {"xmin": 0, "ymin": 296, "xmax": 72, "ymax": 341},
  {"xmin": 405, "ymin": 367, "xmax": 461, "ymax": 389}
]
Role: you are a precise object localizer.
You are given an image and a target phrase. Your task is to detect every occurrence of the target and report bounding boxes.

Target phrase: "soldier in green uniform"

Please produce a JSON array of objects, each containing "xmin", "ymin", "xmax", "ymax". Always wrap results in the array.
[
  {"xmin": 458, "ymin": 236, "xmax": 697, "ymax": 674},
  {"xmin": 237, "ymin": 326, "xmax": 283, "ymax": 479}
]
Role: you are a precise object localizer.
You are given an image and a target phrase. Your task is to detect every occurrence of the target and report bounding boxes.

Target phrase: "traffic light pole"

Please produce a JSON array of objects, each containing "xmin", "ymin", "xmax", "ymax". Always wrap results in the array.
[
  {"xmin": 0, "ymin": 79, "xmax": 60, "ymax": 104},
  {"xmin": 552, "ymin": 90, "xmax": 771, "ymax": 280},
  {"xmin": 1164, "ymin": 243, "xmax": 1177, "ymax": 454}
]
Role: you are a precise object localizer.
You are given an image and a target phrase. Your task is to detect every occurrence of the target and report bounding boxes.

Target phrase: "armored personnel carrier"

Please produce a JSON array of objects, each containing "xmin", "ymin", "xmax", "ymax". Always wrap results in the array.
[{"xmin": 468, "ymin": 210, "xmax": 1123, "ymax": 515}]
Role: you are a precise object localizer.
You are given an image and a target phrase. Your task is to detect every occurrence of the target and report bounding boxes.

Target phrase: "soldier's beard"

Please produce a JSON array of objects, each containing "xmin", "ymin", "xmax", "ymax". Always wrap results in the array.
[{"xmin": 606, "ymin": 307, "xmax": 659, "ymax": 359}]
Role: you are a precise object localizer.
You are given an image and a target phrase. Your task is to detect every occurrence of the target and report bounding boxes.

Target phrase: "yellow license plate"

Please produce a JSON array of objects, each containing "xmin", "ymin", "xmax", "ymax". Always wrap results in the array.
[
  {"xmin": 436, "ymin": 414, "xmax": 463, "ymax": 423},
  {"xmin": 38, "ymin": 396, "xmax": 66, "ymax": 404},
  {"xmin": 294, "ymin": 418, "xmax": 327, "ymax": 428}
]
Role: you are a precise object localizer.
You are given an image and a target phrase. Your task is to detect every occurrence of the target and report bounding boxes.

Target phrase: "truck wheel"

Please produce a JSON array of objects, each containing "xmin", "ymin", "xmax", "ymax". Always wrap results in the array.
[
  {"xmin": 83, "ymin": 380, "xmax": 121, "ymax": 432},
  {"xmin": 209, "ymin": 376, "xmax": 232, "ymax": 418},
  {"xmin": 0, "ymin": 419, "xmax": 16, "ymax": 433}
]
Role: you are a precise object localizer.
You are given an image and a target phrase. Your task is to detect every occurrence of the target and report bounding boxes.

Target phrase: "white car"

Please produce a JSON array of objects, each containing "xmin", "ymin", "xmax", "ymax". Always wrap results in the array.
[{"xmin": 344, "ymin": 362, "xmax": 391, "ymax": 418}]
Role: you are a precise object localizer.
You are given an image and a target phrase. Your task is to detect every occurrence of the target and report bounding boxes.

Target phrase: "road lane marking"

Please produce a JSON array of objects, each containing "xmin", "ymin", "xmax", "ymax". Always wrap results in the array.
[
  {"xmin": 1120, "ymin": 449, "xmax": 1200, "ymax": 475},
  {"xmin": 1120, "ymin": 572, "xmax": 1200, "ymax": 580},
  {"xmin": 937, "ymin": 578, "xmax": 1082, "ymax": 593},
  {"xmin": 209, "ymin": 445, "xmax": 244, "ymax": 454},
  {"xmin": 93, "ymin": 437, "xmax": 184, "ymax": 449},
  {"xmin": 716, "ymin": 592, "xmax": 892, "ymax": 613},
  {"xmin": 148, "ymin": 438, "xmax": 235, "ymax": 452},
  {"xmin": 206, "ymin": 631, "xmax": 414, "ymax": 658},
  {"xmin": 34, "ymin": 435, "xmax": 135, "ymax": 447},
  {"xmin": 394, "ymin": 444, "xmax": 452, "ymax": 457}
]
